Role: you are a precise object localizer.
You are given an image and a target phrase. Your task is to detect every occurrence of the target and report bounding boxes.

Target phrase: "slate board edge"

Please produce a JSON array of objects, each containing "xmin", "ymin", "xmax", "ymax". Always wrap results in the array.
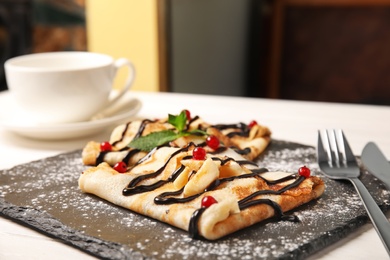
[
  {"xmin": 0, "ymin": 200, "xmax": 148, "ymax": 260},
  {"xmin": 0, "ymin": 140, "xmax": 387, "ymax": 259},
  {"xmin": 0, "ymin": 198, "xmax": 372, "ymax": 260},
  {"xmin": 279, "ymin": 215, "xmax": 368, "ymax": 260}
]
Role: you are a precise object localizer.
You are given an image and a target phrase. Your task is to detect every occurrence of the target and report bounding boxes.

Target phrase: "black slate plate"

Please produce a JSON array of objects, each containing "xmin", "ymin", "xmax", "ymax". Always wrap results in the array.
[{"xmin": 1, "ymin": 140, "xmax": 390, "ymax": 259}]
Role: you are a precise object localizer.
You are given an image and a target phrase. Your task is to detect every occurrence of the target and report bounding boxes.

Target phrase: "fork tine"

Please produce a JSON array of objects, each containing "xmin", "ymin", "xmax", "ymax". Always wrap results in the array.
[
  {"xmin": 317, "ymin": 130, "xmax": 328, "ymax": 165},
  {"xmin": 318, "ymin": 129, "xmax": 350, "ymax": 168},
  {"xmin": 326, "ymin": 129, "xmax": 341, "ymax": 167},
  {"xmin": 320, "ymin": 129, "xmax": 342, "ymax": 167},
  {"xmin": 334, "ymin": 129, "xmax": 347, "ymax": 166},
  {"xmin": 338, "ymin": 130, "xmax": 357, "ymax": 165},
  {"xmin": 318, "ymin": 130, "xmax": 336, "ymax": 167}
]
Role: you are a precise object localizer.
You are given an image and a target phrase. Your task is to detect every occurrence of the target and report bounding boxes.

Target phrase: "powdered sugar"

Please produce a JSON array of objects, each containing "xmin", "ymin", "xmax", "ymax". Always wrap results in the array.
[{"xmin": 1, "ymin": 140, "xmax": 390, "ymax": 259}]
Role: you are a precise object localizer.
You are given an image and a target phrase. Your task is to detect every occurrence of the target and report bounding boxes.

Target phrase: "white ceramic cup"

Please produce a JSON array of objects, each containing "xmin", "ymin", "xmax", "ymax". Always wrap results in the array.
[{"xmin": 4, "ymin": 51, "xmax": 135, "ymax": 124}]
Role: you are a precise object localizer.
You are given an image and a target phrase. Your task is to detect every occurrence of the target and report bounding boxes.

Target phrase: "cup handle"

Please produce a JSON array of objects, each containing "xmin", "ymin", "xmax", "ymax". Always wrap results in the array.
[{"xmin": 107, "ymin": 57, "xmax": 135, "ymax": 107}]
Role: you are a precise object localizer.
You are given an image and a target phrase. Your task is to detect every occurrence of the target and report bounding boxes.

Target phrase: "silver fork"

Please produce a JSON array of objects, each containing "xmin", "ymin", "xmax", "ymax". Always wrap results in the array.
[{"xmin": 317, "ymin": 129, "xmax": 390, "ymax": 255}]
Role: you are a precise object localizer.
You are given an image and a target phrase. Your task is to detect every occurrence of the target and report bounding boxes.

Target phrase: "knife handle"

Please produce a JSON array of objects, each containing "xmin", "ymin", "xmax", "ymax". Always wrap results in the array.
[{"xmin": 351, "ymin": 177, "xmax": 390, "ymax": 256}]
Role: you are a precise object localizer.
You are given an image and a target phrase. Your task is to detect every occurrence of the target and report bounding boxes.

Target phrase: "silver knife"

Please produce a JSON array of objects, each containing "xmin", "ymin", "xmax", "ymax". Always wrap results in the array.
[{"xmin": 361, "ymin": 142, "xmax": 390, "ymax": 190}]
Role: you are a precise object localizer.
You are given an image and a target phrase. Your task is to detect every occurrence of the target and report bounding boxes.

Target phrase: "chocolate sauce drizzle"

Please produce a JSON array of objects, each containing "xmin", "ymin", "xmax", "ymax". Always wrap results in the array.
[
  {"xmin": 97, "ymin": 117, "xmax": 302, "ymax": 239},
  {"xmin": 111, "ymin": 122, "xmax": 131, "ymax": 146},
  {"xmin": 122, "ymin": 145, "xmax": 193, "ymax": 195},
  {"xmin": 186, "ymin": 115, "xmax": 201, "ymax": 131},
  {"xmin": 238, "ymin": 176, "xmax": 304, "ymax": 212},
  {"xmin": 213, "ymin": 122, "xmax": 250, "ymax": 138},
  {"xmin": 119, "ymin": 143, "xmax": 303, "ymax": 239},
  {"xmin": 96, "ymin": 151, "xmax": 109, "ymax": 165},
  {"xmin": 189, "ymin": 208, "xmax": 206, "ymax": 239},
  {"xmin": 96, "ymin": 119, "xmax": 254, "ymax": 166},
  {"xmin": 188, "ymin": 176, "xmax": 304, "ymax": 239},
  {"xmin": 153, "ymin": 168, "xmax": 269, "ymax": 205},
  {"xmin": 96, "ymin": 119, "xmax": 155, "ymax": 165}
]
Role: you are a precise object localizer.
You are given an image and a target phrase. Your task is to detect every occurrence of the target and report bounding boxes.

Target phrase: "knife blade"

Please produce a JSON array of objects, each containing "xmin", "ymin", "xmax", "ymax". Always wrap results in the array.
[{"xmin": 361, "ymin": 142, "xmax": 390, "ymax": 190}]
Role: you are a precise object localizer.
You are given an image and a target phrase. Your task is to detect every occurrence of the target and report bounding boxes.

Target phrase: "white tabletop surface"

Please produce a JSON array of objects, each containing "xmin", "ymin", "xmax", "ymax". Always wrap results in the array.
[{"xmin": 1, "ymin": 90, "xmax": 390, "ymax": 259}]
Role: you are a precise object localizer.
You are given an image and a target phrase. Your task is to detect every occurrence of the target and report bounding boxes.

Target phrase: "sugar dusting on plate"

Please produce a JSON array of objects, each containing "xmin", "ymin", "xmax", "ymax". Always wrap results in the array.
[{"xmin": 1, "ymin": 140, "xmax": 390, "ymax": 259}]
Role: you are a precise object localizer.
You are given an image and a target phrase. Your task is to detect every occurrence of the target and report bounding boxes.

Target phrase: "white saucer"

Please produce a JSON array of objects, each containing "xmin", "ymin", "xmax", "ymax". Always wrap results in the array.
[{"xmin": 0, "ymin": 90, "xmax": 142, "ymax": 140}]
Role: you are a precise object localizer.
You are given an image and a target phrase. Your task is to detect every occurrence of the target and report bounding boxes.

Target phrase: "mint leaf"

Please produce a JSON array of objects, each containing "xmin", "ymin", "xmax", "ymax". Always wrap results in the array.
[
  {"xmin": 128, "ymin": 130, "xmax": 180, "ymax": 151},
  {"xmin": 168, "ymin": 111, "xmax": 187, "ymax": 132},
  {"xmin": 128, "ymin": 111, "xmax": 208, "ymax": 151},
  {"xmin": 188, "ymin": 129, "xmax": 208, "ymax": 136}
]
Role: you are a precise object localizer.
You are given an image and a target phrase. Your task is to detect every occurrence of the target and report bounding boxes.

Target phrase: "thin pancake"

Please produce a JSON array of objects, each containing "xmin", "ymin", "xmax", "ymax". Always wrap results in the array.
[
  {"xmin": 82, "ymin": 116, "xmax": 271, "ymax": 167},
  {"xmin": 79, "ymin": 144, "xmax": 324, "ymax": 240}
]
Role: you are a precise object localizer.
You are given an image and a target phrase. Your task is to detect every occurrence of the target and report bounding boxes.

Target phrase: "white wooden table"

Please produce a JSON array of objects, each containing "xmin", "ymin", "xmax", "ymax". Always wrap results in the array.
[{"xmin": 1, "ymin": 90, "xmax": 389, "ymax": 259}]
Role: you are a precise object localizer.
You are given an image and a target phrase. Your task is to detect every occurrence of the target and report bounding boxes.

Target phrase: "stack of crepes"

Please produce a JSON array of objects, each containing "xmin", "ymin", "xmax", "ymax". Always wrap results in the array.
[{"xmin": 79, "ymin": 113, "xmax": 325, "ymax": 240}]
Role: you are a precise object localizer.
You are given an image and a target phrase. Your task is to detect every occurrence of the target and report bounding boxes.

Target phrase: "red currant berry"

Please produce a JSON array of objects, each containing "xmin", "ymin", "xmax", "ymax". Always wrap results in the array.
[
  {"xmin": 201, "ymin": 196, "xmax": 218, "ymax": 208},
  {"xmin": 248, "ymin": 120, "xmax": 258, "ymax": 128},
  {"xmin": 100, "ymin": 141, "xmax": 112, "ymax": 151},
  {"xmin": 193, "ymin": 147, "xmax": 206, "ymax": 160},
  {"xmin": 183, "ymin": 109, "xmax": 191, "ymax": 121},
  {"xmin": 298, "ymin": 166, "xmax": 311, "ymax": 178},
  {"xmin": 206, "ymin": 135, "xmax": 220, "ymax": 150},
  {"xmin": 113, "ymin": 161, "xmax": 127, "ymax": 173}
]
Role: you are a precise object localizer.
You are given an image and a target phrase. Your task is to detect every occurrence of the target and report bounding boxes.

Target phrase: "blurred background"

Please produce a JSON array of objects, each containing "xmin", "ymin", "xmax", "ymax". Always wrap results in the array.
[{"xmin": 1, "ymin": 0, "xmax": 390, "ymax": 105}]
